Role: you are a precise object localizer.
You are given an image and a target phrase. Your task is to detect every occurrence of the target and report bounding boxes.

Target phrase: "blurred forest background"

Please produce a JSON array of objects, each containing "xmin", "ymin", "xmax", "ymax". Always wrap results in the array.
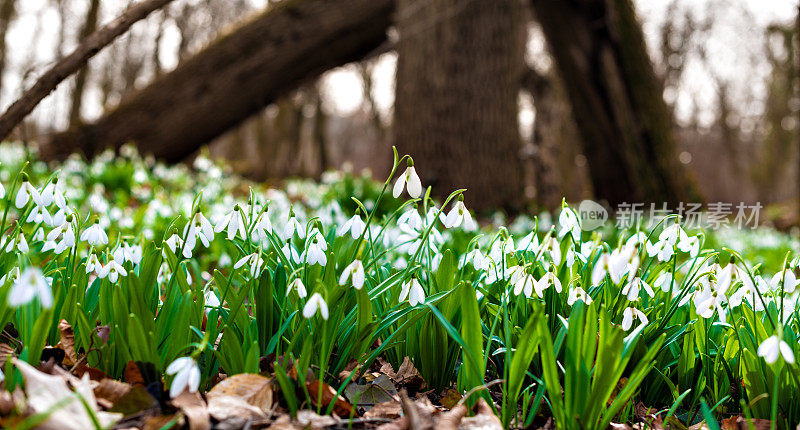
[{"xmin": 0, "ymin": 0, "xmax": 798, "ymax": 220}]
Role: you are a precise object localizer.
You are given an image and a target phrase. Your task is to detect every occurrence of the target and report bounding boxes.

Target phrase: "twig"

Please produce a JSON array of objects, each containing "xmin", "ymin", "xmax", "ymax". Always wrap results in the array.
[{"xmin": 0, "ymin": 0, "xmax": 176, "ymax": 141}]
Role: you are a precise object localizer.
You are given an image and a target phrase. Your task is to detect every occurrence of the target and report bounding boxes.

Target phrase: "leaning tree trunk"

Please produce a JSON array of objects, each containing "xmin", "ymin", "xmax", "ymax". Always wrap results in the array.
[
  {"xmin": 394, "ymin": 0, "xmax": 525, "ymax": 211},
  {"xmin": 530, "ymin": 0, "xmax": 694, "ymax": 207},
  {"xmin": 42, "ymin": 0, "xmax": 393, "ymax": 161},
  {"xmin": 69, "ymin": 0, "xmax": 101, "ymax": 125},
  {"xmin": 0, "ymin": 0, "xmax": 17, "ymax": 97}
]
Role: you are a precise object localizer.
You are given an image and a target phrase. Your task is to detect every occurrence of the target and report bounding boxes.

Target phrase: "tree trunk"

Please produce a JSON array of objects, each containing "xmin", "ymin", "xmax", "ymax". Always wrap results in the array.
[
  {"xmin": 394, "ymin": 0, "xmax": 525, "ymax": 212},
  {"xmin": 43, "ymin": 0, "xmax": 393, "ymax": 161},
  {"xmin": 0, "ymin": 0, "xmax": 17, "ymax": 98},
  {"xmin": 69, "ymin": 0, "xmax": 102, "ymax": 125},
  {"xmin": 530, "ymin": 0, "xmax": 694, "ymax": 207}
]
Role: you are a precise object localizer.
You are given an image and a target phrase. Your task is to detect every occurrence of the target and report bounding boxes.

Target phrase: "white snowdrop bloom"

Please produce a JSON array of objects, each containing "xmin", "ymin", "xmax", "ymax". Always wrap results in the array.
[
  {"xmin": 393, "ymin": 164, "xmax": 422, "ymax": 199},
  {"xmin": 540, "ymin": 235, "xmax": 561, "ymax": 266},
  {"xmin": 281, "ymin": 241, "xmax": 301, "ymax": 264},
  {"xmin": 653, "ymin": 273, "xmax": 676, "ymax": 294},
  {"xmin": 625, "ymin": 232, "xmax": 647, "ymax": 248},
  {"xmin": 0, "ymin": 180, "xmax": 4, "ymax": 199},
  {"xmin": 303, "ymin": 293, "xmax": 329, "ymax": 320},
  {"xmin": 282, "ymin": 212, "xmax": 306, "ymax": 241},
  {"xmin": 165, "ymin": 234, "xmax": 184, "ymax": 254},
  {"xmin": 39, "ymin": 179, "xmax": 65, "ymax": 208},
  {"xmin": 646, "ymin": 239, "xmax": 674, "ymax": 262},
  {"xmin": 397, "ymin": 208, "xmax": 423, "ymax": 230},
  {"xmin": 677, "ymin": 235, "xmax": 700, "ymax": 257},
  {"xmin": 15, "ymin": 179, "xmax": 40, "ymax": 208},
  {"xmin": 234, "ymin": 253, "xmax": 265, "ymax": 274},
  {"xmin": 114, "ymin": 243, "xmax": 142, "ymax": 266},
  {"xmin": 8, "ymin": 267, "xmax": 52, "ymax": 308},
  {"xmin": 729, "ymin": 283, "xmax": 765, "ymax": 311},
  {"xmin": 516, "ymin": 231, "xmax": 539, "ymax": 253},
  {"xmin": 26, "ymin": 205, "xmax": 53, "ymax": 226},
  {"xmin": 45, "ymin": 221, "xmax": 76, "ymax": 255},
  {"xmin": 444, "ymin": 199, "xmax": 473, "ymax": 229},
  {"xmin": 770, "ymin": 269, "xmax": 800, "ymax": 294},
  {"xmin": 621, "ymin": 307, "xmax": 648, "ymax": 331},
  {"xmin": 337, "ymin": 213, "xmax": 366, "ymax": 239},
  {"xmin": 0, "ymin": 267, "xmax": 20, "ymax": 285},
  {"xmin": 717, "ymin": 262, "xmax": 753, "ymax": 296},
  {"xmin": 287, "ymin": 278, "xmax": 307, "ymax": 298},
  {"xmin": 758, "ymin": 335, "xmax": 795, "ymax": 364},
  {"xmin": 5, "ymin": 232, "xmax": 29, "ymax": 253},
  {"xmin": 86, "ymin": 254, "xmax": 103, "ymax": 274},
  {"xmin": 252, "ymin": 212, "xmax": 273, "ymax": 243},
  {"xmin": 204, "ymin": 289, "xmax": 221, "ymax": 310},
  {"xmin": 513, "ymin": 273, "xmax": 536, "ymax": 298},
  {"xmin": 51, "ymin": 208, "xmax": 68, "ymax": 227},
  {"xmin": 80, "ymin": 220, "xmax": 108, "ymax": 246},
  {"xmin": 557, "ymin": 208, "xmax": 581, "ymax": 242},
  {"xmin": 591, "ymin": 252, "xmax": 626, "ymax": 286},
  {"xmin": 567, "ymin": 287, "xmax": 593, "ymax": 306},
  {"xmin": 184, "ymin": 212, "xmax": 214, "ymax": 257},
  {"xmin": 625, "ymin": 276, "xmax": 655, "ymax": 301},
  {"xmin": 166, "ymin": 357, "xmax": 201, "ymax": 399},
  {"xmin": 340, "ymin": 259, "xmax": 365, "ymax": 290},
  {"xmin": 460, "ymin": 248, "xmax": 486, "ymax": 270},
  {"xmin": 694, "ymin": 288, "xmax": 727, "ymax": 322},
  {"xmin": 99, "ymin": 260, "xmax": 127, "ymax": 283},
  {"xmin": 215, "ymin": 205, "xmax": 247, "ymax": 241},
  {"xmin": 535, "ymin": 271, "xmax": 562, "ymax": 297},
  {"xmin": 32, "ymin": 227, "xmax": 44, "ymax": 242},
  {"xmin": 399, "ymin": 278, "xmax": 425, "ymax": 306},
  {"xmin": 303, "ymin": 231, "xmax": 328, "ymax": 266}
]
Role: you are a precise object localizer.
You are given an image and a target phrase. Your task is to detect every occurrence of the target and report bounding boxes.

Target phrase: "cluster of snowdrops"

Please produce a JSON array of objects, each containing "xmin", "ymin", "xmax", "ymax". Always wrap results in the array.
[{"xmin": 0, "ymin": 142, "xmax": 799, "ymax": 428}]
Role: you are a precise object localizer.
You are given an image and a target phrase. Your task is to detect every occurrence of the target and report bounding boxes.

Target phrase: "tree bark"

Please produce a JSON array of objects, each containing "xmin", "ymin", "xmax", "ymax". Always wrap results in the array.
[
  {"xmin": 394, "ymin": 0, "xmax": 525, "ymax": 211},
  {"xmin": 530, "ymin": 0, "xmax": 694, "ymax": 207},
  {"xmin": 0, "ymin": 0, "xmax": 176, "ymax": 142},
  {"xmin": 0, "ymin": 0, "xmax": 17, "ymax": 98},
  {"xmin": 43, "ymin": 0, "xmax": 394, "ymax": 161},
  {"xmin": 69, "ymin": 0, "xmax": 102, "ymax": 125}
]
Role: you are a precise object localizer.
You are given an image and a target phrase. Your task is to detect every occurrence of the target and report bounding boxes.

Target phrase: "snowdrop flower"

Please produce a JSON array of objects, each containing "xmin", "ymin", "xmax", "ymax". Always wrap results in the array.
[
  {"xmin": 694, "ymin": 287, "xmax": 727, "ymax": 322},
  {"xmin": 303, "ymin": 293, "xmax": 329, "ymax": 320},
  {"xmin": 287, "ymin": 278, "xmax": 307, "ymax": 298},
  {"xmin": 460, "ymin": 248, "xmax": 485, "ymax": 270},
  {"xmin": 540, "ymin": 235, "xmax": 561, "ymax": 266},
  {"xmin": 444, "ymin": 197, "xmax": 473, "ymax": 229},
  {"xmin": 397, "ymin": 207, "xmax": 423, "ymax": 230},
  {"xmin": 165, "ymin": 234, "xmax": 184, "ymax": 254},
  {"xmin": 621, "ymin": 276, "xmax": 654, "ymax": 301},
  {"xmin": 513, "ymin": 272, "xmax": 536, "ymax": 298},
  {"xmin": 26, "ymin": 205, "xmax": 53, "ymax": 226},
  {"xmin": 40, "ymin": 177, "xmax": 67, "ymax": 210},
  {"xmin": 653, "ymin": 272, "xmax": 674, "ymax": 293},
  {"xmin": 80, "ymin": 220, "xmax": 108, "ymax": 246},
  {"xmin": 215, "ymin": 205, "xmax": 247, "ymax": 240},
  {"xmin": 99, "ymin": 260, "xmax": 127, "ymax": 283},
  {"xmin": 8, "ymin": 267, "xmax": 52, "ymax": 308},
  {"xmin": 399, "ymin": 278, "xmax": 425, "ymax": 306},
  {"xmin": 234, "ymin": 253, "xmax": 265, "ymax": 274},
  {"xmin": 166, "ymin": 357, "xmax": 201, "ymax": 398},
  {"xmin": 591, "ymin": 252, "xmax": 625, "ymax": 286},
  {"xmin": 716, "ymin": 261, "xmax": 753, "ymax": 296},
  {"xmin": 204, "ymin": 289, "xmax": 221, "ymax": 310},
  {"xmin": 340, "ymin": 259, "xmax": 365, "ymax": 290},
  {"xmin": 337, "ymin": 212, "xmax": 366, "ymax": 239},
  {"xmin": 677, "ymin": 235, "xmax": 700, "ymax": 257},
  {"xmin": 535, "ymin": 270, "xmax": 562, "ymax": 297},
  {"xmin": 0, "ymin": 179, "xmax": 4, "ymax": 199},
  {"xmin": 114, "ymin": 242, "xmax": 142, "ymax": 266},
  {"xmin": 252, "ymin": 212, "xmax": 273, "ymax": 243},
  {"xmin": 43, "ymin": 223, "xmax": 76, "ymax": 255},
  {"xmin": 282, "ymin": 210, "xmax": 305, "ymax": 240},
  {"xmin": 646, "ymin": 239, "xmax": 674, "ymax": 262},
  {"xmin": 393, "ymin": 161, "xmax": 422, "ymax": 199},
  {"xmin": 516, "ymin": 231, "xmax": 539, "ymax": 253},
  {"xmin": 303, "ymin": 230, "xmax": 327, "ymax": 266},
  {"xmin": 621, "ymin": 307, "xmax": 648, "ymax": 331},
  {"xmin": 281, "ymin": 240, "xmax": 301, "ymax": 264},
  {"xmin": 0, "ymin": 267, "xmax": 19, "ymax": 285},
  {"xmin": 567, "ymin": 286, "xmax": 593, "ymax": 306},
  {"xmin": 86, "ymin": 254, "xmax": 103, "ymax": 274},
  {"xmin": 770, "ymin": 269, "xmax": 799, "ymax": 294},
  {"xmin": 729, "ymin": 282, "xmax": 765, "ymax": 311},
  {"xmin": 758, "ymin": 335, "xmax": 795, "ymax": 364},
  {"xmin": 557, "ymin": 208, "xmax": 581, "ymax": 242},
  {"xmin": 5, "ymin": 232, "xmax": 29, "ymax": 253},
  {"xmin": 184, "ymin": 212, "xmax": 214, "ymax": 257},
  {"xmin": 14, "ymin": 177, "xmax": 40, "ymax": 208}
]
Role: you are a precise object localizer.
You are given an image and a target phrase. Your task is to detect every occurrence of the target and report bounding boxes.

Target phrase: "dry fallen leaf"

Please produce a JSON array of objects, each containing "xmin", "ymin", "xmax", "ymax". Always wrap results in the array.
[
  {"xmin": 14, "ymin": 358, "xmax": 122, "ymax": 430},
  {"xmin": 57, "ymin": 319, "xmax": 78, "ymax": 366},
  {"xmin": 306, "ymin": 379, "xmax": 355, "ymax": 417},
  {"xmin": 0, "ymin": 343, "xmax": 15, "ymax": 368},
  {"xmin": 380, "ymin": 357, "xmax": 426, "ymax": 393},
  {"xmin": 721, "ymin": 416, "xmax": 771, "ymax": 430},
  {"xmin": 124, "ymin": 360, "xmax": 146, "ymax": 386},
  {"xmin": 459, "ymin": 398, "xmax": 503, "ymax": 430},
  {"xmin": 364, "ymin": 400, "xmax": 403, "ymax": 420},
  {"xmin": 439, "ymin": 388, "xmax": 462, "ymax": 409},
  {"xmin": 344, "ymin": 374, "xmax": 397, "ymax": 407},
  {"xmin": 93, "ymin": 378, "xmax": 132, "ymax": 409},
  {"xmin": 207, "ymin": 373, "xmax": 273, "ymax": 412},
  {"xmin": 207, "ymin": 395, "xmax": 267, "ymax": 422},
  {"xmin": 171, "ymin": 390, "xmax": 210, "ymax": 430}
]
